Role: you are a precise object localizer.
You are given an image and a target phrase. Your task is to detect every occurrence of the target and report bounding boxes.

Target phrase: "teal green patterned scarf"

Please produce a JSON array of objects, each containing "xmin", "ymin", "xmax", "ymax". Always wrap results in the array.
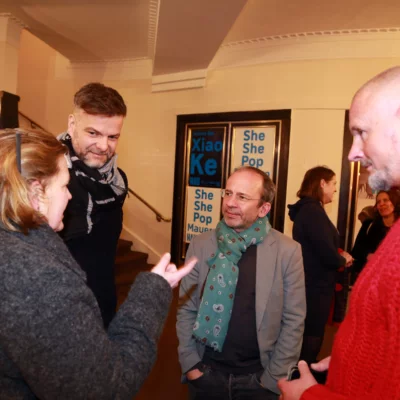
[{"xmin": 192, "ymin": 216, "xmax": 271, "ymax": 352}]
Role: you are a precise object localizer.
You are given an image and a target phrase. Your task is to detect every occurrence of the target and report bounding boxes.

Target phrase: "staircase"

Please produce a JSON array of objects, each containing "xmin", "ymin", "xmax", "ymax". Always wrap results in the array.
[
  {"xmin": 115, "ymin": 238, "xmax": 152, "ymax": 307},
  {"xmin": 114, "ymin": 239, "xmax": 188, "ymax": 400}
]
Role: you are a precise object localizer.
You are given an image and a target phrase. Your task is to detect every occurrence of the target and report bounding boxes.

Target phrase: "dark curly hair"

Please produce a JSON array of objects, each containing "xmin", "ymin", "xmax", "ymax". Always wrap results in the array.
[{"xmin": 374, "ymin": 190, "xmax": 400, "ymax": 221}]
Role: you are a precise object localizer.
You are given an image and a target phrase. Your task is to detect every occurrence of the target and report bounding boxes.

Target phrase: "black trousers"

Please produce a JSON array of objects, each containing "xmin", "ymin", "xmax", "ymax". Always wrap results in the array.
[
  {"xmin": 188, "ymin": 365, "xmax": 279, "ymax": 400},
  {"xmin": 65, "ymin": 235, "xmax": 117, "ymax": 329}
]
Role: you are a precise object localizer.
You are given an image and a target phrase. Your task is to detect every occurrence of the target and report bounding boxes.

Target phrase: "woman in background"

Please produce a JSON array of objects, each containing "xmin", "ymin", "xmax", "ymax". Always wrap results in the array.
[
  {"xmin": 0, "ymin": 129, "xmax": 195, "ymax": 399},
  {"xmin": 288, "ymin": 166, "xmax": 353, "ymax": 364},
  {"xmin": 351, "ymin": 189, "xmax": 400, "ymax": 282}
]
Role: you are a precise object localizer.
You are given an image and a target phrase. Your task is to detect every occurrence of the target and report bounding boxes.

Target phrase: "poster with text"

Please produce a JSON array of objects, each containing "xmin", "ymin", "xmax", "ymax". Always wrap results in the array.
[
  {"xmin": 231, "ymin": 126, "xmax": 276, "ymax": 177},
  {"xmin": 184, "ymin": 186, "xmax": 222, "ymax": 243},
  {"xmin": 188, "ymin": 128, "xmax": 225, "ymax": 188}
]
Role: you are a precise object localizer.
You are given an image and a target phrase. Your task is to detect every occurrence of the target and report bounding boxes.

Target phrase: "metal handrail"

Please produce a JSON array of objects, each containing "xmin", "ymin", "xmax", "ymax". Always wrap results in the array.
[
  {"xmin": 128, "ymin": 188, "xmax": 172, "ymax": 222},
  {"xmin": 18, "ymin": 111, "xmax": 50, "ymax": 133}
]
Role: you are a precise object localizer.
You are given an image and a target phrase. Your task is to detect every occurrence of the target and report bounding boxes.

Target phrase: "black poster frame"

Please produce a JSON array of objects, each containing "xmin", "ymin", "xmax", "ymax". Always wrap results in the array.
[{"xmin": 171, "ymin": 110, "xmax": 291, "ymax": 264}]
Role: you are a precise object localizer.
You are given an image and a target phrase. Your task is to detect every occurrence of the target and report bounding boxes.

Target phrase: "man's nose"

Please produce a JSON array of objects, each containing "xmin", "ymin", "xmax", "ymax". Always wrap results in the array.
[
  {"xmin": 225, "ymin": 194, "xmax": 238, "ymax": 207},
  {"xmin": 348, "ymin": 137, "xmax": 363, "ymax": 162},
  {"xmin": 96, "ymin": 137, "xmax": 108, "ymax": 152}
]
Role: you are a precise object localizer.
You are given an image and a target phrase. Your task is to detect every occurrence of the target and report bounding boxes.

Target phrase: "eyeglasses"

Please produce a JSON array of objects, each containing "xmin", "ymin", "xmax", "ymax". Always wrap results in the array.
[{"xmin": 221, "ymin": 189, "xmax": 261, "ymax": 204}]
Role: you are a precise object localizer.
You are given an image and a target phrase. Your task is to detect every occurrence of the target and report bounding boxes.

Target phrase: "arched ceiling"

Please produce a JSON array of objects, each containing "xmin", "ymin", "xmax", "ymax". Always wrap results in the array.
[{"xmin": 3, "ymin": 0, "xmax": 400, "ymax": 76}]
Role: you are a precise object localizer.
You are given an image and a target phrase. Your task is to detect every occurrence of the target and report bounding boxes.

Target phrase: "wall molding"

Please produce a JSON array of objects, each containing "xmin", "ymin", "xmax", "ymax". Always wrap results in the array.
[
  {"xmin": 210, "ymin": 29, "xmax": 400, "ymax": 70},
  {"xmin": 152, "ymin": 68, "xmax": 207, "ymax": 92},
  {"xmin": 0, "ymin": 13, "xmax": 26, "ymax": 49},
  {"xmin": 148, "ymin": 0, "xmax": 160, "ymax": 59},
  {"xmin": 0, "ymin": 13, "xmax": 28, "ymax": 29},
  {"xmin": 68, "ymin": 57, "xmax": 153, "ymax": 80},
  {"xmin": 221, "ymin": 27, "xmax": 400, "ymax": 48}
]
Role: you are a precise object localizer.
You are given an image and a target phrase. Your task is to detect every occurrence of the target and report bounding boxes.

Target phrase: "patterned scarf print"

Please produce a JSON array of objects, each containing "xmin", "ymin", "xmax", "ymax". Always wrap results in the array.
[
  {"xmin": 58, "ymin": 132, "xmax": 126, "ymax": 197},
  {"xmin": 193, "ymin": 216, "xmax": 271, "ymax": 352}
]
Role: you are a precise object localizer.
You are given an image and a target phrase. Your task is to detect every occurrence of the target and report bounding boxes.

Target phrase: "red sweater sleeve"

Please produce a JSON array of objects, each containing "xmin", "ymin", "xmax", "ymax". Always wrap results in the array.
[{"xmin": 301, "ymin": 385, "xmax": 347, "ymax": 400}]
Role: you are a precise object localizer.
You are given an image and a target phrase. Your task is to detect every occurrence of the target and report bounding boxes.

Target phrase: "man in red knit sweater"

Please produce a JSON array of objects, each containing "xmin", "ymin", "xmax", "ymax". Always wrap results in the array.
[{"xmin": 278, "ymin": 66, "xmax": 400, "ymax": 400}]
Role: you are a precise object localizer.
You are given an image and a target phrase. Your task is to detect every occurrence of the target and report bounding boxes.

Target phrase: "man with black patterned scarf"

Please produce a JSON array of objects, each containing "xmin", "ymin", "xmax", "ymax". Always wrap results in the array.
[{"xmin": 58, "ymin": 82, "xmax": 128, "ymax": 329}]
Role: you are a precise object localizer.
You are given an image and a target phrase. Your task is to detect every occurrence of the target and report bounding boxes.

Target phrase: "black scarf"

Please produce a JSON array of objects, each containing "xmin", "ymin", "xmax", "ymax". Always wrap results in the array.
[{"xmin": 59, "ymin": 133, "xmax": 127, "ymax": 241}]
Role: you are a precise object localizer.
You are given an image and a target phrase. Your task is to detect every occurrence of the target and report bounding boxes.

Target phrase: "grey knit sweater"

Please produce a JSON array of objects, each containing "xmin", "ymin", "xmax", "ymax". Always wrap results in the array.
[{"xmin": 0, "ymin": 223, "xmax": 172, "ymax": 399}]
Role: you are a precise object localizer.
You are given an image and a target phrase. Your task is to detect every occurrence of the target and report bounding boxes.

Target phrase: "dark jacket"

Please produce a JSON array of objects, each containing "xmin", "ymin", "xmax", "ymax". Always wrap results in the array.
[
  {"xmin": 59, "ymin": 137, "xmax": 128, "ymax": 327},
  {"xmin": 288, "ymin": 197, "xmax": 346, "ymax": 291},
  {"xmin": 0, "ymin": 223, "xmax": 171, "ymax": 400},
  {"xmin": 351, "ymin": 217, "xmax": 390, "ymax": 275}
]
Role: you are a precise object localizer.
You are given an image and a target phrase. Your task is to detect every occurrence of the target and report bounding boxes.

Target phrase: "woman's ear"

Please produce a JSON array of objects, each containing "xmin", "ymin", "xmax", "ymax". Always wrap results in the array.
[
  {"xmin": 320, "ymin": 179, "xmax": 326, "ymax": 188},
  {"xmin": 28, "ymin": 180, "xmax": 44, "ymax": 212}
]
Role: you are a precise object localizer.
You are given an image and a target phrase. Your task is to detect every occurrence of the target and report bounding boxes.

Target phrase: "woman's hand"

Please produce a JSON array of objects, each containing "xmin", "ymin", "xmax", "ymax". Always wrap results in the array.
[
  {"xmin": 341, "ymin": 250, "xmax": 354, "ymax": 267},
  {"xmin": 151, "ymin": 253, "xmax": 197, "ymax": 288}
]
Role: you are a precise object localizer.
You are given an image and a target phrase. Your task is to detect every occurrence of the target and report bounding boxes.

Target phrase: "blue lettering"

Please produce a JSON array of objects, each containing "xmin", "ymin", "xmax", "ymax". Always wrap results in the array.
[
  {"xmin": 193, "ymin": 213, "xmax": 212, "ymax": 225},
  {"xmin": 214, "ymin": 141, "xmax": 223, "ymax": 152},
  {"xmin": 187, "ymin": 224, "xmax": 211, "ymax": 233},
  {"xmin": 204, "ymin": 159, "xmax": 217, "ymax": 176},
  {"xmin": 186, "ymin": 233, "xmax": 195, "ymax": 241},
  {"xmin": 243, "ymin": 130, "xmax": 265, "ymax": 141},
  {"xmin": 243, "ymin": 142, "xmax": 264, "ymax": 154},
  {"xmin": 195, "ymin": 189, "xmax": 214, "ymax": 200},
  {"xmin": 242, "ymin": 156, "xmax": 264, "ymax": 168},
  {"xmin": 189, "ymin": 176, "xmax": 200, "ymax": 185},
  {"xmin": 205, "ymin": 142, "xmax": 214, "ymax": 151},
  {"xmin": 190, "ymin": 153, "xmax": 204, "ymax": 175},
  {"xmin": 192, "ymin": 138, "xmax": 223, "ymax": 153},
  {"xmin": 194, "ymin": 200, "xmax": 213, "ymax": 212}
]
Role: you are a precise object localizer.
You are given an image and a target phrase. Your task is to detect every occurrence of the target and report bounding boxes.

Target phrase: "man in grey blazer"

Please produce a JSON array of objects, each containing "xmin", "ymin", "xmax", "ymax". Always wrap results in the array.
[{"xmin": 177, "ymin": 166, "xmax": 306, "ymax": 399}]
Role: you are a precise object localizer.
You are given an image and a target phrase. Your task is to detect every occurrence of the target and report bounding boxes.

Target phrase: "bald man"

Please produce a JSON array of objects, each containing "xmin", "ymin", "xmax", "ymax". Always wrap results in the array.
[{"xmin": 278, "ymin": 66, "xmax": 400, "ymax": 399}]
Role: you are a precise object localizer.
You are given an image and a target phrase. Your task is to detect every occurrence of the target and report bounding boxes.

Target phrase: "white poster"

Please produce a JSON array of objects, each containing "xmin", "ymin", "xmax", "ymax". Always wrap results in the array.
[
  {"xmin": 184, "ymin": 186, "xmax": 221, "ymax": 243},
  {"xmin": 231, "ymin": 126, "xmax": 276, "ymax": 176}
]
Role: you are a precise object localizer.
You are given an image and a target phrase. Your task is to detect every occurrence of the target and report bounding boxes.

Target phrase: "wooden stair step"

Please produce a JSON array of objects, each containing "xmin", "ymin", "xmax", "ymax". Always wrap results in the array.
[
  {"xmin": 115, "ymin": 241, "xmax": 153, "ymax": 302},
  {"xmin": 116, "ymin": 238, "xmax": 133, "ymax": 256},
  {"xmin": 115, "ymin": 250, "xmax": 148, "ymax": 269},
  {"xmin": 115, "ymin": 265, "xmax": 152, "ymax": 285}
]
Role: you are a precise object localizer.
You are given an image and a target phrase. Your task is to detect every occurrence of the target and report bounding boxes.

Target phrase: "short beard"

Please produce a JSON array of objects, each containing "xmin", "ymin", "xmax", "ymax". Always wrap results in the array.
[
  {"xmin": 82, "ymin": 153, "xmax": 111, "ymax": 168},
  {"xmin": 360, "ymin": 158, "xmax": 393, "ymax": 191},
  {"xmin": 368, "ymin": 168, "xmax": 392, "ymax": 191}
]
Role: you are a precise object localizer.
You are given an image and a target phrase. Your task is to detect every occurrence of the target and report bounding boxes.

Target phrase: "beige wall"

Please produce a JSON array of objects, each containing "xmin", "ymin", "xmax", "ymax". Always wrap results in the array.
[{"xmin": 16, "ymin": 30, "xmax": 400, "ymax": 261}]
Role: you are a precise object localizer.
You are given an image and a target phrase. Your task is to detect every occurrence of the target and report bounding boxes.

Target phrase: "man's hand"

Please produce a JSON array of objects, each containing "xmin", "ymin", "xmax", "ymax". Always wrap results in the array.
[
  {"xmin": 311, "ymin": 356, "xmax": 331, "ymax": 372},
  {"xmin": 186, "ymin": 368, "xmax": 203, "ymax": 381},
  {"xmin": 151, "ymin": 253, "xmax": 197, "ymax": 288},
  {"xmin": 278, "ymin": 361, "xmax": 318, "ymax": 400}
]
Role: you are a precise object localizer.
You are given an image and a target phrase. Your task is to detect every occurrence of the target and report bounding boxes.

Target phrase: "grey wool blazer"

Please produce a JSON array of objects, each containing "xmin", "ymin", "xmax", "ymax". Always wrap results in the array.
[{"xmin": 176, "ymin": 228, "xmax": 306, "ymax": 394}]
